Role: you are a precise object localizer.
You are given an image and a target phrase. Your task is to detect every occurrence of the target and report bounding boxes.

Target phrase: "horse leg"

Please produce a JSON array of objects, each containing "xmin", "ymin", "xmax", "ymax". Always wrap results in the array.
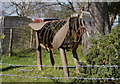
[
  {"xmin": 36, "ymin": 31, "xmax": 42, "ymax": 70},
  {"xmin": 59, "ymin": 48, "xmax": 69, "ymax": 77},
  {"xmin": 50, "ymin": 48, "xmax": 55, "ymax": 67},
  {"xmin": 72, "ymin": 43, "xmax": 80, "ymax": 74}
]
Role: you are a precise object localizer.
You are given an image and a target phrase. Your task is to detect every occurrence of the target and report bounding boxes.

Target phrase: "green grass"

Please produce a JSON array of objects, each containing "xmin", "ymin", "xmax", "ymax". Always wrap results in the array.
[{"xmin": 1, "ymin": 47, "xmax": 86, "ymax": 82}]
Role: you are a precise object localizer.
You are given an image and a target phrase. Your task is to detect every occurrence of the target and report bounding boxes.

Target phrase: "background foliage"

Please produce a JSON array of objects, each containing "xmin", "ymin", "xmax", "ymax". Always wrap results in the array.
[{"xmin": 82, "ymin": 24, "xmax": 120, "ymax": 83}]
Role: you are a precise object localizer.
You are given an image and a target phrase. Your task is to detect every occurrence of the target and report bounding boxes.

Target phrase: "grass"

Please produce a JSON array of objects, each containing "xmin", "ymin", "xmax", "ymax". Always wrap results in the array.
[{"xmin": 1, "ymin": 47, "xmax": 86, "ymax": 83}]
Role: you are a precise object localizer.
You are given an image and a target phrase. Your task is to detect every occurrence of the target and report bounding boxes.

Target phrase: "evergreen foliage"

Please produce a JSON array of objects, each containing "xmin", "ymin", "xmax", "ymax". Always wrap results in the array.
[{"xmin": 82, "ymin": 24, "xmax": 120, "ymax": 83}]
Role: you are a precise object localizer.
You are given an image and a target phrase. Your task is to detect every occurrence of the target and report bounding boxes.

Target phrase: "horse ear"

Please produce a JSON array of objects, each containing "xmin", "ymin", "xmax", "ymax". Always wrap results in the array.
[{"xmin": 52, "ymin": 18, "xmax": 70, "ymax": 49}]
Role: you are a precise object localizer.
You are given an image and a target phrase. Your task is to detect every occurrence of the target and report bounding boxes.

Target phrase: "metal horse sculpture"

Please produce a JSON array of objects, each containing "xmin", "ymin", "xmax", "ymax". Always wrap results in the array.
[{"xmin": 29, "ymin": 11, "xmax": 92, "ymax": 77}]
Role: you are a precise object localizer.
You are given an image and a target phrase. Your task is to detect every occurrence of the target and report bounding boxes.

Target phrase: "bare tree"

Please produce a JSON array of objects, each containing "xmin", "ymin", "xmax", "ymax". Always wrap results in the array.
[
  {"xmin": 9, "ymin": 2, "xmax": 44, "ymax": 17},
  {"xmin": 43, "ymin": 0, "xmax": 81, "ymax": 18}
]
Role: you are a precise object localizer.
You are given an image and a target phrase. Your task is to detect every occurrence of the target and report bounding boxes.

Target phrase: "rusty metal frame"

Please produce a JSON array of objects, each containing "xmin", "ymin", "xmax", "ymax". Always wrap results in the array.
[{"xmin": 29, "ymin": 14, "xmax": 87, "ymax": 78}]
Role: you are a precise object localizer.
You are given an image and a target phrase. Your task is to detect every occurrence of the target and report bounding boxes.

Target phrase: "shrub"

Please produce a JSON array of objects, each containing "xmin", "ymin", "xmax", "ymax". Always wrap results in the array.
[{"xmin": 84, "ymin": 24, "xmax": 120, "ymax": 83}]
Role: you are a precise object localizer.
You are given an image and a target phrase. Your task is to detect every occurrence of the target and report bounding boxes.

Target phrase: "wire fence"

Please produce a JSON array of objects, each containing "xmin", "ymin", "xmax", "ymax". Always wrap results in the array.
[
  {"xmin": 1, "ymin": 63, "xmax": 120, "ymax": 80},
  {"xmin": 1, "ymin": 63, "xmax": 120, "ymax": 68},
  {"xmin": 1, "ymin": 74, "xmax": 120, "ymax": 80}
]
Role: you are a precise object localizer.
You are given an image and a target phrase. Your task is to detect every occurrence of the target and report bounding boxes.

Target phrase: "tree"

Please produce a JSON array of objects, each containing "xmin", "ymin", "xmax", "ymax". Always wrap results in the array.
[
  {"xmin": 43, "ymin": 4, "xmax": 75, "ymax": 18},
  {"xmin": 43, "ymin": 1, "xmax": 77, "ymax": 18},
  {"xmin": 81, "ymin": 2, "xmax": 111, "ymax": 53},
  {"xmin": 9, "ymin": 2, "xmax": 43, "ymax": 17}
]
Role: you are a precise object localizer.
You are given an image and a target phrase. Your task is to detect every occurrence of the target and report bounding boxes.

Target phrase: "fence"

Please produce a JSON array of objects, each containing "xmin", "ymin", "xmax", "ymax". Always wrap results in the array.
[
  {"xmin": 1, "ymin": 63, "xmax": 120, "ymax": 80},
  {"xmin": 0, "ymin": 16, "xmax": 32, "ymax": 56},
  {"xmin": 1, "ymin": 74, "xmax": 120, "ymax": 80},
  {"xmin": 1, "ymin": 27, "xmax": 35, "ymax": 55},
  {"xmin": 1, "ymin": 63, "xmax": 119, "ymax": 68}
]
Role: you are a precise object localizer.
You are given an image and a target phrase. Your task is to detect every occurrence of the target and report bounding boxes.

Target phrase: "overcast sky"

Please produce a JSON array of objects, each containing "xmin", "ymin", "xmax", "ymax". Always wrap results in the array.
[{"xmin": 0, "ymin": 2, "xmax": 18, "ymax": 16}]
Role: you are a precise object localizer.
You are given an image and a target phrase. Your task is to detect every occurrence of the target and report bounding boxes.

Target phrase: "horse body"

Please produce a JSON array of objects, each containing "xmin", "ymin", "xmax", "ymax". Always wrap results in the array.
[{"xmin": 29, "ymin": 11, "xmax": 92, "ymax": 77}]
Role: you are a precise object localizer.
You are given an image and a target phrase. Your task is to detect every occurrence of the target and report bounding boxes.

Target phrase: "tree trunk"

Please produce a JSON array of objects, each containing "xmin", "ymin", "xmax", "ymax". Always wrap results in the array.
[{"xmin": 82, "ymin": 2, "xmax": 111, "ymax": 53}]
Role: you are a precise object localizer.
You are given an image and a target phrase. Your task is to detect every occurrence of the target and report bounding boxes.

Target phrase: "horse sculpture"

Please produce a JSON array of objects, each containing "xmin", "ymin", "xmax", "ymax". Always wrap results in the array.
[{"xmin": 29, "ymin": 11, "xmax": 92, "ymax": 77}]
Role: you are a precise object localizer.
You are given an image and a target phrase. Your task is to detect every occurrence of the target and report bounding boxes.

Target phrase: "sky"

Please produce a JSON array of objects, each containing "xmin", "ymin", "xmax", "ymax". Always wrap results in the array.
[{"xmin": 0, "ymin": 2, "xmax": 18, "ymax": 16}]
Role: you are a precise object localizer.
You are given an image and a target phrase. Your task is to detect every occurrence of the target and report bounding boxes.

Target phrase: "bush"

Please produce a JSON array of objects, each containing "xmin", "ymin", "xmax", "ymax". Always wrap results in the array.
[
  {"xmin": 87, "ymin": 25, "xmax": 120, "ymax": 65},
  {"xmin": 83, "ymin": 25, "xmax": 120, "ymax": 83}
]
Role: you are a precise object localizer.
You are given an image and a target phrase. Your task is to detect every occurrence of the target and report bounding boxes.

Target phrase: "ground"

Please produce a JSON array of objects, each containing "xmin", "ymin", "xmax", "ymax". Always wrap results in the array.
[{"xmin": 1, "ymin": 47, "xmax": 86, "ymax": 82}]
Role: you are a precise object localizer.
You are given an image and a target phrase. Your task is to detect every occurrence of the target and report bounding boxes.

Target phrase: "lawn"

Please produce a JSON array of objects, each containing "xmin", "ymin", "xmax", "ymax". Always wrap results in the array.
[{"xmin": 1, "ymin": 47, "xmax": 86, "ymax": 83}]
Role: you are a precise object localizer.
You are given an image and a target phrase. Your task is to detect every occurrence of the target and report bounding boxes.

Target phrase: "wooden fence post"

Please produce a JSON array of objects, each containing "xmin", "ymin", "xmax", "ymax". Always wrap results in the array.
[
  {"xmin": 36, "ymin": 31, "xmax": 42, "ymax": 70},
  {"xmin": 30, "ymin": 29, "xmax": 33, "ymax": 49},
  {"xmin": 59, "ymin": 48, "xmax": 69, "ymax": 77},
  {"xmin": 8, "ymin": 28, "xmax": 13, "ymax": 57},
  {"xmin": 0, "ymin": 40, "xmax": 2, "ymax": 58}
]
